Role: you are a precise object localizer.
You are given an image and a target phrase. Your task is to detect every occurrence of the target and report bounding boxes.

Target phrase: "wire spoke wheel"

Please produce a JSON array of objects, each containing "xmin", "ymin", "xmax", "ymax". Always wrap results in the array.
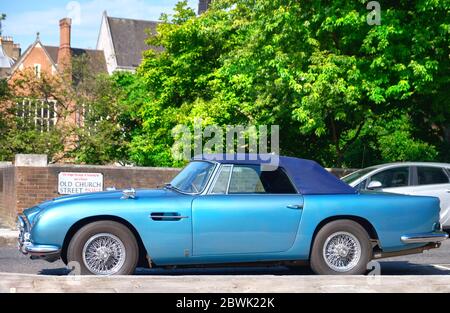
[
  {"xmin": 82, "ymin": 233, "xmax": 126, "ymax": 275},
  {"xmin": 322, "ymin": 231, "xmax": 362, "ymax": 272}
]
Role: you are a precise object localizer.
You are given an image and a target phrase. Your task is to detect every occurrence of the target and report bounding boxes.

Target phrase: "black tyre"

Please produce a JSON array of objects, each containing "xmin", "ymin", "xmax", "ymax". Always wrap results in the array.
[
  {"xmin": 67, "ymin": 221, "xmax": 139, "ymax": 275},
  {"xmin": 310, "ymin": 220, "xmax": 372, "ymax": 275}
]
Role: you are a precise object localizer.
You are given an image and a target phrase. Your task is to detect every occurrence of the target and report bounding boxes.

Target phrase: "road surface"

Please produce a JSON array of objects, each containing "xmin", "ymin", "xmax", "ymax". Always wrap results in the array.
[{"xmin": 1, "ymin": 240, "xmax": 449, "ymax": 276}]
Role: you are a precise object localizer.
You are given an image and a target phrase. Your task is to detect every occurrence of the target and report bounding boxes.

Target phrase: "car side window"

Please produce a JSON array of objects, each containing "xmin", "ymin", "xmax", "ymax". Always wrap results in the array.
[
  {"xmin": 210, "ymin": 165, "xmax": 232, "ymax": 194},
  {"xmin": 417, "ymin": 167, "xmax": 449, "ymax": 185},
  {"xmin": 370, "ymin": 167, "xmax": 409, "ymax": 188},
  {"xmin": 227, "ymin": 165, "xmax": 297, "ymax": 194}
]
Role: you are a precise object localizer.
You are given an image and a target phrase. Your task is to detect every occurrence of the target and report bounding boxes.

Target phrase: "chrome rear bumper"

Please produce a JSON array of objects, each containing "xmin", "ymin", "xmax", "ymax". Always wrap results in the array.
[
  {"xmin": 401, "ymin": 231, "xmax": 449, "ymax": 244},
  {"xmin": 17, "ymin": 215, "xmax": 60, "ymax": 262}
]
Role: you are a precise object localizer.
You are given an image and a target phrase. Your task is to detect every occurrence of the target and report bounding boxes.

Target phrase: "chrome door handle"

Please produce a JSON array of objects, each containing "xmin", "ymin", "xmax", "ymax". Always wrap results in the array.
[
  {"xmin": 150, "ymin": 213, "xmax": 189, "ymax": 221},
  {"xmin": 287, "ymin": 204, "xmax": 303, "ymax": 210}
]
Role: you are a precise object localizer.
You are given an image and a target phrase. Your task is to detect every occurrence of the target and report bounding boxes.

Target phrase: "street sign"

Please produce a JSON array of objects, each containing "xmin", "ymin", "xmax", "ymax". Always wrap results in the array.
[{"xmin": 58, "ymin": 172, "xmax": 103, "ymax": 195}]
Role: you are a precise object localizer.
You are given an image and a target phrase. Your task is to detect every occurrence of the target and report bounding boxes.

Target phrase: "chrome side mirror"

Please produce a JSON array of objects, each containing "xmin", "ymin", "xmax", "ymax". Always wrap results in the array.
[
  {"xmin": 121, "ymin": 188, "xmax": 136, "ymax": 199},
  {"xmin": 367, "ymin": 180, "xmax": 383, "ymax": 190}
]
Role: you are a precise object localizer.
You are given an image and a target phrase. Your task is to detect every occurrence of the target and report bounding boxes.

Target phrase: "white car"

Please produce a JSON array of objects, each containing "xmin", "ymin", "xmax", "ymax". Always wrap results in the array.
[{"xmin": 342, "ymin": 162, "xmax": 450, "ymax": 229}]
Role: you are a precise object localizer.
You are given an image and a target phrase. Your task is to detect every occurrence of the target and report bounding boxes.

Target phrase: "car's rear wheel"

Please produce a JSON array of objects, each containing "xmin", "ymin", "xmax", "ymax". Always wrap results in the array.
[
  {"xmin": 310, "ymin": 220, "xmax": 372, "ymax": 275},
  {"xmin": 67, "ymin": 221, "xmax": 139, "ymax": 275}
]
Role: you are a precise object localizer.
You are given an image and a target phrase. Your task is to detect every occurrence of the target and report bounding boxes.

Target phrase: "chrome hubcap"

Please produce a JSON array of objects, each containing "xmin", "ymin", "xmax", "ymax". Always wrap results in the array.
[
  {"xmin": 82, "ymin": 233, "xmax": 126, "ymax": 275},
  {"xmin": 323, "ymin": 231, "xmax": 361, "ymax": 272}
]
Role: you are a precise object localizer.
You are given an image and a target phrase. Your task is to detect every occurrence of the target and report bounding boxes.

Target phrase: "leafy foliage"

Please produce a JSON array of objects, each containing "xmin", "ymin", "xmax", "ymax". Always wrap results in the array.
[
  {"xmin": 0, "ymin": 70, "xmax": 67, "ymax": 162},
  {"xmin": 125, "ymin": 0, "xmax": 448, "ymax": 167},
  {"xmin": 1, "ymin": 1, "xmax": 448, "ymax": 168},
  {"xmin": 68, "ymin": 56, "xmax": 133, "ymax": 165},
  {"xmin": 0, "ymin": 56, "xmax": 132, "ymax": 164}
]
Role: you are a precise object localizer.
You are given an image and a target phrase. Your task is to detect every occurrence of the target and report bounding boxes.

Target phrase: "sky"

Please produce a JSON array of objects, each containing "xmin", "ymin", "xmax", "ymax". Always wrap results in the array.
[{"xmin": 0, "ymin": 0, "xmax": 198, "ymax": 50}]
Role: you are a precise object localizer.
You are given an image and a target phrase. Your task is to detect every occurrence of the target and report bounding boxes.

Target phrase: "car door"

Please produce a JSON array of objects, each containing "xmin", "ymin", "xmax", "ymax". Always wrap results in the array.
[
  {"xmin": 406, "ymin": 166, "xmax": 450, "ymax": 228},
  {"xmin": 367, "ymin": 166, "xmax": 412, "ymax": 193},
  {"xmin": 191, "ymin": 164, "xmax": 303, "ymax": 256}
]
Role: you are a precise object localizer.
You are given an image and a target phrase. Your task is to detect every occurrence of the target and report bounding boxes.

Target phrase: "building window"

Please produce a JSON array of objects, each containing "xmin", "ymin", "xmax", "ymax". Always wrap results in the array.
[
  {"xmin": 34, "ymin": 64, "xmax": 41, "ymax": 77},
  {"xmin": 17, "ymin": 99, "xmax": 58, "ymax": 132}
]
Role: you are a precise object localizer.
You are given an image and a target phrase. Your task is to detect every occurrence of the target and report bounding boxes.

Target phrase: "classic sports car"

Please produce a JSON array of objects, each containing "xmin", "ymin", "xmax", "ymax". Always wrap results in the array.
[{"xmin": 18, "ymin": 154, "xmax": 448, "ymax": 275}]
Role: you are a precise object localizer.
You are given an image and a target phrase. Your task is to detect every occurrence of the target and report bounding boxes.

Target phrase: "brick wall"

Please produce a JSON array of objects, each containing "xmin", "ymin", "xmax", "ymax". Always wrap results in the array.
[
  {"xmin": 0, "ymin": 158, "xmax": 356, "ymax": 226},
  {"xmin": 0, "ymin": 164, "xmax": 180, "ymax": 226},
  {"xmin": 0, "ymin": 165, "xmax": 16, "ymax": 226},
  {"xmin": 14, "ymin": 43, "xmax": 55, "ymax": 76}
]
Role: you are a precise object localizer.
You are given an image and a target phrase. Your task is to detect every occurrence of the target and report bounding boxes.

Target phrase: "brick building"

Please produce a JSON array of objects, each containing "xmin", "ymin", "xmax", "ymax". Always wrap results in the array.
[
  {"xmin": 4, "ymin": 0, "xmax": 213, "ymax": 153},
  {"xmin": 8, "ymin": 18, "xmax": 108, "ymax": 144},
  {"xmin": 11, "ymin": 18, "xmax": 107, "ymax": 80},
  {"xmin": 10, "ymin": 0, "xmax": 213, "ymax": 79}
]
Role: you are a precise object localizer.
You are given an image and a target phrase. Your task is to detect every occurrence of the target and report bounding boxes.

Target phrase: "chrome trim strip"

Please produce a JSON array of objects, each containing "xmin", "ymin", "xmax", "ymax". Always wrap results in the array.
[
  {"xmin": 150, "ymin": 215, "xmax": 189, "ymax": 219},
  {"xmin": 226, "ymin": 164, "xmax": 233, "ymax": 194},
  {"xmin": 25, "ymin": 244, "xmax": 61, "ymax": 255},
  {"xmin": 168, "ymin": 161, "xmax": 218, "ymax": 196},
  {"xmin": 18, "ymin": 214, "xmax": 30, "ymax": 231},
  {"xmin": 401, "ymin": 231, "xmax": 448, "ymax": 244}
]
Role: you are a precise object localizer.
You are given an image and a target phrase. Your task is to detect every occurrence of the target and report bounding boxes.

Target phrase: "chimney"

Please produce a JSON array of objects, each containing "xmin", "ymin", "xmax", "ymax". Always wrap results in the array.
[
  {"xmin": 13, "ymin": 43, "xmax": 21, "ymax": 60},
  {"xmin": 1, "ymin": 37, "xmax": 16, "ymax": 60},
  {"xmin": 198, "ymin": 0, "xmax": 212, "ymax": 15},
  {"xmin": 57, "ymin": 18, "xmax": 72, "ymax": 79}
]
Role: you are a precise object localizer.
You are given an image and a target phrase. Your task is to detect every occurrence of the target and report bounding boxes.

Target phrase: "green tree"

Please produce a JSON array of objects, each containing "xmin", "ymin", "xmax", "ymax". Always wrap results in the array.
[
  {"xmin": 0, "ymin": 55, "xmax": 132, "ymax": 165},
  {"xmin": 0, "ymin": 69, "xmax": 67, "ymax": 162},
  {"xmin": 128, "ymin": 0, "xmax": 449, "ymax": 167},
  {"xmin": 67, "ymin": 55, "xmax": 133, "ymax": 165}
]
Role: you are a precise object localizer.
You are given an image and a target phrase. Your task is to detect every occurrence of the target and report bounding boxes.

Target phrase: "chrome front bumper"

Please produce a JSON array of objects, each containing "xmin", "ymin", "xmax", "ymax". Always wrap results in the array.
[
  {"xmin": 17, "ymin": 215, "xmax": 61, "ymax": 262},
  {"xmin": 401, "ymin": 231, "xmax": 449, "ymax": 244}
]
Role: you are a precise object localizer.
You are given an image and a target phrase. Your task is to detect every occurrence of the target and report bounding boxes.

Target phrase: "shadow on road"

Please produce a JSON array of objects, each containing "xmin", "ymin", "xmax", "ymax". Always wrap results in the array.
[
  {"xmin": 36, "ymin": 261, "xmax": 450, "ymax": 276},
  {"xmin": 379, "ymin": 261, "xmax": 450, "ymax": 275}
]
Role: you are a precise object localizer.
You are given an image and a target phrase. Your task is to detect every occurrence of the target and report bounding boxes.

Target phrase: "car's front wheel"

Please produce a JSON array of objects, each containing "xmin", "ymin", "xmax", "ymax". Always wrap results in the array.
[
  {"xmin": 310, "ymin": 220, "xmax": 372, "ymax": 275},
  {"xmin": 67, "ymin": 221, "xmax": 139, "ymax": 275}
]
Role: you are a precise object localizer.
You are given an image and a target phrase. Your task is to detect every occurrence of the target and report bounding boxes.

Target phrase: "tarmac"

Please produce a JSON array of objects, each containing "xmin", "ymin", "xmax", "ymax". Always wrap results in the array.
[{"xmin": 1, "ymin": 216, "xmax": 449, "ymax": 293}]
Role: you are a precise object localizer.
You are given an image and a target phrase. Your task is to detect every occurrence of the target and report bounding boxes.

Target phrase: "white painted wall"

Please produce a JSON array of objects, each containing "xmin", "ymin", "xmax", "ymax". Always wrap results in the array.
[{"xmin": 96, "ymin": 14, "xmax": 117, "ymax": 75}]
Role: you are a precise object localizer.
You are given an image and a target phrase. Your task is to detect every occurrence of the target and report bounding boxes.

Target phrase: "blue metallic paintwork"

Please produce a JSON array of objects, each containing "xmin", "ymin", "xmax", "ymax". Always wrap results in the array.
[
  {"xmin": 25, "ymin": 184, "xmax": 441, "ymax": 266},
  {"xmin": 191, "ymin": 195, "xmax": 304, "ymax": 255},
  {"xmin": 30, "ymin": 189, "xmax": 194, "ymax": 263}
]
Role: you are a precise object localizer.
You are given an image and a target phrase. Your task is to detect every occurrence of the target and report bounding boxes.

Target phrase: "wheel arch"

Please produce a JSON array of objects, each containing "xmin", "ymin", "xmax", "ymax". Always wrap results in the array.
[
  {"xmin": 61, "ymin": 215, "xmax": 149, "ymax": 267},
  {"xmin": 309, "ymin": 215, "xmax": 380, "ymax": 259}
]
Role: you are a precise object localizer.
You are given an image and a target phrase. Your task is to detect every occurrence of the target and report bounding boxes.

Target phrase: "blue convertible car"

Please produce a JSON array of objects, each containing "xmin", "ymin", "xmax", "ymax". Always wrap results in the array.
[{"xmin": 18, "ymin": 154, "xmax": 448, "ymax": 275}]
